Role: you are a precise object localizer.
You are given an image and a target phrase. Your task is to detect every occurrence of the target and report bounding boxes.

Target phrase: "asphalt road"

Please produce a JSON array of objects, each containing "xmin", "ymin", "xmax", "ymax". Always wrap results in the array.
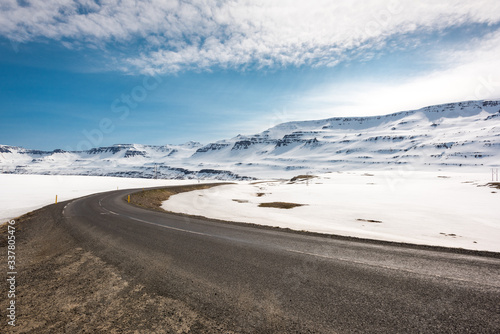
[{"xmin": 60, "ymin": 186, "xmax": 500, "ymax": 333}]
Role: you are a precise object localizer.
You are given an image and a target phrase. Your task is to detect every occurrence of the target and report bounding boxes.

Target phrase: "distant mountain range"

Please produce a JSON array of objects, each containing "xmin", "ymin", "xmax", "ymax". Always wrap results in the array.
[{"xmin": 2, "ymin": 99, "xmax": 499, "ymax": 180}]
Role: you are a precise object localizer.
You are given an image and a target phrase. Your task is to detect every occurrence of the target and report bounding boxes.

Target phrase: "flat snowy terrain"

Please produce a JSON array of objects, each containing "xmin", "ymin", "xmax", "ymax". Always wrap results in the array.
[
  {"xmin": 163, "ymin": 171, "xmax": 500, "ymax": 252},
  {"xmin": 0, "ymin": 174, "xmax": 194, "ymax": 223}
]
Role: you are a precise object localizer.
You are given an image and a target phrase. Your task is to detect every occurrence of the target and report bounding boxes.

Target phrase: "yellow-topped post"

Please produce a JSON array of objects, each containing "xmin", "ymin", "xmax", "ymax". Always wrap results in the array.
[{"xmin": 128, "ymin": 195, "xmax": 130, "ymax": 203}]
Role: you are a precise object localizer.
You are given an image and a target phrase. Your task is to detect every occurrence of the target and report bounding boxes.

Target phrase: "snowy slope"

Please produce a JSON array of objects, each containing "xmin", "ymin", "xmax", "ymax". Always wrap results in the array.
[
  {"xmin": 0, "ymin": 142, "xmax": 252, "ymax": 180},
  {"xmin": 1, "ymin": 99, "xmax": 500, "ymax": 179},
  {"xmin": 191, "ymin": 100, "xmax": 500, "ymax": 178}
]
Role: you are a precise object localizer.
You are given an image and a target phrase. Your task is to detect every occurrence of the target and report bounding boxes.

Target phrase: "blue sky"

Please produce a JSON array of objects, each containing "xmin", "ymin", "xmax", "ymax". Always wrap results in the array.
[{"xmin": 1, "ymin": 1, "xmax": 499, "ymax": 151}]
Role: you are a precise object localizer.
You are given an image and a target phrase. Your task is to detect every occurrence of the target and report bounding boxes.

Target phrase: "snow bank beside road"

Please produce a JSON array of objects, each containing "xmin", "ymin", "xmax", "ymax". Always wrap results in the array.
[
  {"xmin": 0, "ymin": 174, "xmax": 194, "ymax": 223},
  {"xmin": 163, "ymin": 171, "xmax": 500, "ymax": 252}
]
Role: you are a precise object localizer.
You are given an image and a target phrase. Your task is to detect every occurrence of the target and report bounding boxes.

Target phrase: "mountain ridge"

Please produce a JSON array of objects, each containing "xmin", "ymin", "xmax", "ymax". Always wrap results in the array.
[{"xmin": 2, "ymin": 99, "xmax": 500, "ymax": 180}]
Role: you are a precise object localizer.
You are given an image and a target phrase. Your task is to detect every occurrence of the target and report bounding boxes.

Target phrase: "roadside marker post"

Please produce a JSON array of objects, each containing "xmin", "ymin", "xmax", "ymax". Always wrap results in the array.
[
  {"xmin": 55, "ymin": 195, "xmax": 58, "ymax": 204},
  {"xmin": 492, "ymin": 168, "xmax": 499, "ymax": 182},
  {"xmin": 128, "ymin": 195, "xmax": 131, "ymax": 203}
]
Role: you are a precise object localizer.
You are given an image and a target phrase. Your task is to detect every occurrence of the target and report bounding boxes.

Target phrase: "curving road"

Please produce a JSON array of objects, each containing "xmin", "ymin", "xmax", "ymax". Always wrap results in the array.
[{"xmin": 60, "ymin": 186, "xmax": 500, "ymax": 333}]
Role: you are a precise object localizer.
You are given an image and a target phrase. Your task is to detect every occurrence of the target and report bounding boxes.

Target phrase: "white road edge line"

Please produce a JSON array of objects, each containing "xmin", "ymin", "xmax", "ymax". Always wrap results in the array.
[
  {"xmin": 285, "ymin": 249, "xmax": 499, "ymax": 288},
  {"xmin": 62, "ymin": 203, "xmax": 69, "ymax": 215}
]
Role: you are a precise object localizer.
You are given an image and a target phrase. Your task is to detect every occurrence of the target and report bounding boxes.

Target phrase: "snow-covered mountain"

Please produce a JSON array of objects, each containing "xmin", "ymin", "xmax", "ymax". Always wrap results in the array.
[
  {"xmin": 1, "ymin": 100, "xmax": 500, "ymax": 180},
  {"xmin": 0, "ymin": 142, "xmax": 252, "ymax": 180}
]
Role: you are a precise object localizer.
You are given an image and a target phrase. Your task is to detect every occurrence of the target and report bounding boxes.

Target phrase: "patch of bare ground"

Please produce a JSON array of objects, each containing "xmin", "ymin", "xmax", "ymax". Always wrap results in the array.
[
  {"xmin": 0, "ymin": 202, "xmax": 236, "ymax": 333},
  {"xmin": 258, "ymin": 202, "xmax": 305, "ymax": 209},
  {"xmin": 232, "ymin": 199, "xmax": 249, "ymax": 203},
  {"xmin": 440, "ymin": 232, "xmax": 460, "ymax": 238},
  {"xmin": 356, "ymin": 218, "xmax": 383, "ymax": 223},
  {"xmin": 130, "ymin": 183, "xmax": 232, "ymax": 211},
  {"xmin": 289, "ymin": 175, "xmax": 315, "ymax": 183},
  {"xmin": 487, "ymin": 182, "xmax": 500, "ymax": 190}
]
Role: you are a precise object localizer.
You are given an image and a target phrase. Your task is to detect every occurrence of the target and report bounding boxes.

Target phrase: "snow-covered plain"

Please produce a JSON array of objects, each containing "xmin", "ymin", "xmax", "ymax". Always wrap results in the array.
[
  {"xmin": 162, "ymin": 171, "xmax": 500, "ymax": 252},
  {"xmin": 0, "ymin": 174, "xmax": 194, "ymax": 223}
]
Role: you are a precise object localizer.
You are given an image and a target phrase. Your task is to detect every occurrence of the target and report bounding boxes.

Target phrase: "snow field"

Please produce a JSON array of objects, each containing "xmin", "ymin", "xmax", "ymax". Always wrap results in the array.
[
  {"xmin": 0, "ymin": 174, "xmax": 197, "ymax": 223},
  {"xmin": 162, "ymin": 171, "xmax": 500, "ymax": 252}
]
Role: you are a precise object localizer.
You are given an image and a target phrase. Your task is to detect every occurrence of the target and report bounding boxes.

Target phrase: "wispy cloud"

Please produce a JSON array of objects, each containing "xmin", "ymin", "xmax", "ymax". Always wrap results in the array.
[
  {"xmin": 1, "ymin": 0, "xmax": 499, "ymax": 74},
  {"xmin": 282, "ymin": 29, "xmax": 500, "ymax": 120}
]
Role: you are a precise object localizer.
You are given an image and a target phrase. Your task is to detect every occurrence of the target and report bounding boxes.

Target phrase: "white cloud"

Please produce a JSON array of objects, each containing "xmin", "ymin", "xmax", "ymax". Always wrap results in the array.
[
  {"xmin": 283, "ymin": 30, "xmax": 500, "ymax": 120},
  {"xmin": 1, "ymin": 0, "xmax": 500, "ymax": 73}
]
